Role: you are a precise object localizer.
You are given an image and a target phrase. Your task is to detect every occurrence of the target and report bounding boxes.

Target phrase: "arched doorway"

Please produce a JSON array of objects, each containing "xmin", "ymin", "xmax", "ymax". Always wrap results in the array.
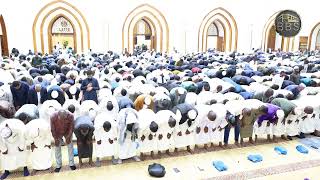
[
  {"xmin": 307, "ymin": 22, "xmax": 320, "ymax": 50},
  {"xmin": 206, "ymin": 21, "xmax": 225, "ymax": 51},
  {"xmin": 48, "ymin": 16, "xmax": 76, "ymax": 53},
  {"xmin": 266, "ymin": 25, "xmax": 284, "ymax": 51},
  {"xmin": 33, "ymin": 0, "xmax": 90, "ymax": 54},
  {"xmin": 122, "ymin": 4, "xmax": 169, "ymax": 53},
  {"xmin": 198, "ymin": 7, "xmax": 238, "ymax": 52},
  {"xmin": 0, "ymin": 15, "xmax": 9, "ymax": 57},
  {"xmin": 133, "ymin": 18, "xmax": 156, "ymax": 51}
]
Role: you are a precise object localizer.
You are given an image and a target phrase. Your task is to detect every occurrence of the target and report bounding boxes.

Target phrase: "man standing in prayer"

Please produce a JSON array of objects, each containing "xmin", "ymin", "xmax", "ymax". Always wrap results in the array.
[{"xmin": 80, "ymin": 69, "xmax": 100, "ymax": 104}]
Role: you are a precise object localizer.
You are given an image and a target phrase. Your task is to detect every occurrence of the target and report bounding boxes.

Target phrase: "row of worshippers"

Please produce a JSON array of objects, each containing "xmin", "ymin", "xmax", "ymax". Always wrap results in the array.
[
  {"xmin": 0, "ymin": 48, "xmax": 320, "ymax": 179},
  {"xmin": 0, "ymin": 92, "xmax": 319, "ymax": 179}
]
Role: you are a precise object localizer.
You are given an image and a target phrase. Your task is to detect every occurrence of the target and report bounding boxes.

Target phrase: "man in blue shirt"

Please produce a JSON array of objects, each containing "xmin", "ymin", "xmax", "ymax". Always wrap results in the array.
[
  {"xmin": 10, "ymin": 81, "xmax": 29, "ymax": 110},
  {"xmin": 80, "ymin": 69, "xmax": 100, "ymax": 104}
]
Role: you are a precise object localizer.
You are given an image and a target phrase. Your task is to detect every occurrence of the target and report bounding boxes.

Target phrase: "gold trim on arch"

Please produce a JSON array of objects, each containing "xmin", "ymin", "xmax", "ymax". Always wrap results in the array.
[
  {"xmin": 47, "ymin": 14, "xmax": 77, "ymax": 54},
  {"xmin": 0, "ymin": 15, "xmax": 9, "ymax": 56},
  {"xmin": 202, "ymin": 13, "xmax": 231, "ymax": 52},
  {"xmin": 198, "ymin": 7, "xmax": 238, "ymax": 52},
  {"xmin": 122, "ymin": 4, "xmax": 169, "ymax": 53},
  {"xmin": 127, "ymin": 10, "xmax": 163, "ymax": 52},
  {"xmin": 308, "ymin": 22, "xmax": 320, "ymax": 51},
  {"xmin": 32, "ymin": 0, "xmax": 90, "ymax": 53},
  {"xmin": 262, "ymin": 11, "xmax": 280, "ymax": 51},
  {"xmin": 40, "ymin": 7, "xmax": 84, "ymax": 53}
]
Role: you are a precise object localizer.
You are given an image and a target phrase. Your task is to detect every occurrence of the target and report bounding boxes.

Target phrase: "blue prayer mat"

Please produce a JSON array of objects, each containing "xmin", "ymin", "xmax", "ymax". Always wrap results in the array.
[
  {"xmin": 247, "ymin": 154, "xmax": 263, "ymax": 163},
  {"xmin": 298, "ymin": 137, "xmax": 320, "ymax": 153},
  {"xmin": 212, "ymin": 161, "xmax": 228, "ymax": 172},
  {"xmin": 73, "ymin": 148, "xmax": 78, "ymax": 156},
  {"xmin": 296, "ymin": 145, "xmax": 309, "ymax": 154},
  {"xmin": 274, "ymin": 146, "xmax": 288, "ymax": 155}
]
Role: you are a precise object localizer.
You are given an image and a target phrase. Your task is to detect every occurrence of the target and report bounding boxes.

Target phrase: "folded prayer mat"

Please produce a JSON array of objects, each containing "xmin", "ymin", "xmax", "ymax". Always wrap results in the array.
[
  {"xmin": 247, "ymin": 154, "xmax": 263, "ymax": 163},
  {"xmin": 213, "ymin": 161, "xmax": 228, "ymax": 171}
]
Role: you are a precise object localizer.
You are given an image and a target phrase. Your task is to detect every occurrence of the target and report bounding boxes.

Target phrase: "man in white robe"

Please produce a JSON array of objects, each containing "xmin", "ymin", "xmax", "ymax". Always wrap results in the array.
[
  {"xmin": 0, "ymin": 119, "xmax": 29, "ymax": 179},
  {"xmin": 137, "ymin": 109, "xmax": 158, "ymax": 160},
  {"xmin": 94, "ymin": 112, "xmax": 119, "ymax": 166},
  {"xmin": 98, "ymin": 95, "xmax": 119, "ymax": 116},
  {"xmin": 39, "ymin": 100, "xmax": 62, "ymax": 125},
  {"xmin": 194, "ymin": 104, "xmax": 217, "ymax": 149},
  {"xmin": 80, "ymin": 100, "xmax": 98, "ymax": 121},
  {"xmin": 172, "ymin": 103, "xmax": 198, "ymax": 153},
  {"xmin": 155, "ymin": 110, "xmax": 180, "ymax": 156},
  {"xmin": 63, "ymin": 99, "xmax": 81, "ymax": 119},
  {"xmin": 117, "ymin": 108, "xmax": 140, "ymax": 163},
  {"xmin": 25, "ymin": 119, "xmax": 52, "ymax": 171},
  {"xmin": 14, "ymin": 104, "xmax": 39, "ymax": 124},
  {"xmin": 210, "ymin": 104, "xmax": 229, "ymax": 147}
]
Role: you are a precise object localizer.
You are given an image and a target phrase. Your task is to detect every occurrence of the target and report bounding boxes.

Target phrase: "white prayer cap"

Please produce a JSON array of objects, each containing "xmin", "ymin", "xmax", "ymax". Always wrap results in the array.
[
  {"xmin": 187, "ymin": 109, "xmax": 197, "ymax": 119},
  {"xmin": 0, "ymin": 126, "xmax": 12, "ymax": 139},
  {"xmin": 222, "ymin": 70, "xmax": 227, "ymax": 76},
  {"xmin": 51, "ymin": 90, "xmax": 59, "ymax": 99},
  {"xmin": 144, "ymin": 96, "xmax": 151, "ymax": 105},
  {"xmin": 69, "ymin": 85, "xmax": 77, "ymax": 95}
]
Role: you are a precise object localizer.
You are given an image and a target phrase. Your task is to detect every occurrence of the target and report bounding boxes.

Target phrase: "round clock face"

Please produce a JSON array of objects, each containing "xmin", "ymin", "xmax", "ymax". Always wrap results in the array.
[{"xmin": 275, "ymin": 10, "xmax": 301, "ymax": 37}]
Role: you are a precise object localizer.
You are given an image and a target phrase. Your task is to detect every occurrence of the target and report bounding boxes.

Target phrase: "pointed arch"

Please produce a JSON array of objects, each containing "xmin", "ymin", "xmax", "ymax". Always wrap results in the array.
[
  {"xmin": 0, "ymin": 15, "xmax": 9, "ymax": 56},
  {"xmin": 308, "ymin": 22, "xmax": 320, "ymax": 50},
  {"xmin": 32, "ymin": 0, "xmax": 90, "ymax": 53},
  {"xmin": 198, "ymin": 7, "xmax": 238, "ymax": 52},
  {"xmin": 122, "ymin": 4, "xmax": 169, "ymax": 53}
]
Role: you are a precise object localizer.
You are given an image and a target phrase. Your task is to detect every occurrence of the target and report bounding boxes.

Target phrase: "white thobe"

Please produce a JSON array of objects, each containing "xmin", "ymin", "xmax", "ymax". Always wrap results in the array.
[
  {"xmin": 185, "ymin": 92, "xmax": 198, "ymax": 106},
  {"xmin": 137, "ymin": 109, "xmax": 157, "ymax": 153},
  {"xmin": 209, "ymin": 104, "xmax": 228, "ymax": 143},
  {"xmin": 271, "ymin": 109, "xmax": 286, "ymax": 136},
  {"xmin": 39, "ymin": 100, "xmax": 62, "ymax": 125},
  {"xmin": 80, "ymin": 100, "xmax": 98, "ymax": 119},
  {"xmin": 155, "ymin": 110, "xmax": 180, "ymax": 151},
  {"xmin": 194, "ymin": 105, "xmax": 213, "ymax": 145},
  {"xmin": 94, "ymin": 113, "xmax": 119, "ymax": 158},
  {"xmin": 118, "ymin": 108, "xmax": 139, "ymax": 160},
  {"xmin": 98, "ymin": 96, "xmax": 119, "ymax": 115},
  {"xmin": 0, "ymin": 119, "xmax": 27, "ymax": 171},
  {"xmin": 63, "ymin": 99, "xmax": 81, "ymax": 119},
  {"xmin": 25, "ymin": 119, "xmax": 52, "ymax": 170}
]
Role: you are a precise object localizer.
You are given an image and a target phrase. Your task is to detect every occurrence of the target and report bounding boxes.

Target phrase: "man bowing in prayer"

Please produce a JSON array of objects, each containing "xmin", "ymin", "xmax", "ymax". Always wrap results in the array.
[
  {"xmin": 74, "ymin": 116, "xmax": 95, "ymax": 167},
  {"xmin": 0, "ymin": 119, "xmax": 30, "ymax": 179},
  {"xmin": 27, "ymin": 84, "xmax": 48, "ymax": 106},
  {"xmin": 117, "ymin": 108, "xmax": 141, "ymax": 164},
  {"xmin": 50, "ymin": 109, "xmax": 76, "ymax": 172},
  {"xmin": 10, "ymin": 80, "xmax": 29, "ymax": 110},
  {"xmin": 25, "ymin": 119, "xmax": 52, "ymax": 172}
]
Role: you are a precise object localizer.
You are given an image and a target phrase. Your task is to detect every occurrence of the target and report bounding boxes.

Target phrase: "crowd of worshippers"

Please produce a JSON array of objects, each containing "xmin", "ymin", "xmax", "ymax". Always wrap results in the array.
[{"xmin": 0, "ymin": 48, "xmax": 320, "ymax": 179}]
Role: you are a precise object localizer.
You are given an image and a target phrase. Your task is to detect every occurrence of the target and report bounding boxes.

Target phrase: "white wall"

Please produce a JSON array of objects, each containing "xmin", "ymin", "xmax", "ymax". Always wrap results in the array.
[{"xmin": 1, "ymin": 0, "xmax": 320, "ymax": 54}]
